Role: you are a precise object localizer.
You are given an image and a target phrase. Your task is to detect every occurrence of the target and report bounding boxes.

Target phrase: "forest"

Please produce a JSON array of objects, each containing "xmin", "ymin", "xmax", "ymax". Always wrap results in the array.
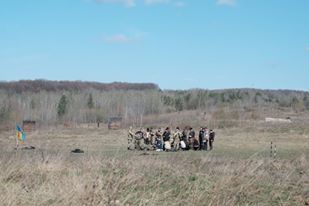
[{"xmin": 0, "ymin": 80, "xmax": 309, "ymax": 128}]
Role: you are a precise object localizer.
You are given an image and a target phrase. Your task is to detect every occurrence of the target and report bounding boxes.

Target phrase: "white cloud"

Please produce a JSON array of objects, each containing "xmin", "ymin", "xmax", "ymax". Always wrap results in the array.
[
  {"xmin": 104, "ymin": 31, "xmax": 146, "ymax": 43},
  {"xmin": 217, "ymin": 0, "xmax": 236, "ymax": 6},
  {"xmin": 145, "ymin": 0, "xmax": 169, "ymax": 5},
  {"xmin": 144, "ymin": 0, "xmax": 187, "ymax": 7},
  {"xmin": 94, "ymin": 0, "xmax": 186, "ymax": 7},
  {"xmin": 174, "ymin": 1, "xmax": 186, "ymax": 7},
  {"xmin": 94, "ymin": 0, "xmax": 188, "ymax": 8},
  {"xmin": 95, "ymin": 0, "xmax": 136, "ymax": 7},
  {"xmin": 104, "ymin": 34, "xmax": 133, "ymax": 43}
]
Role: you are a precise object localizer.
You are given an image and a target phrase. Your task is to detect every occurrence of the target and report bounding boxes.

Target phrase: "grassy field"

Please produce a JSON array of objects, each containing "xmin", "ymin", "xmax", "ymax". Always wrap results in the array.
[{"xmin": 0, "ymin": 122, "xmax": 308, "ymax": 206}]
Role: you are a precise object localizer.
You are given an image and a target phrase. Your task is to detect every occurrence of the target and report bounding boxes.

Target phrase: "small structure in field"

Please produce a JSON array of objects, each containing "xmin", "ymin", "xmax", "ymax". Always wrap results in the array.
[
  {"xmin": 265, "ymin": 117, "xmax": 292, "ymax": 123},
  {"xmin": 108, "ymin": 117, "xmax": 122, "ymax": 130},
  {"xmin": 22, "ymin": 120, "xmax": 36, "ymax": 132}
]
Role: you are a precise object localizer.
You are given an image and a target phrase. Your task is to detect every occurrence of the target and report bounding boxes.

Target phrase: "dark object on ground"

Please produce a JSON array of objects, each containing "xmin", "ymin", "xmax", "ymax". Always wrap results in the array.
[
  {"xmin": 23, "ymin": 120, "xmax": 36, "ymax": 133},
  {"xmin": 71, "ymin": 149, "xmax": 84, "ymax": 153},
  {"xmin": 108, "ymin": 117, "xmax": 122, "ymax": 130},
  {"xmin": 21, "ymin": 146, "xmax": 36, "ymax": 150},
  {"xmin": 139, "ymin": 152, "xmax": 158, "ymax": 156}
]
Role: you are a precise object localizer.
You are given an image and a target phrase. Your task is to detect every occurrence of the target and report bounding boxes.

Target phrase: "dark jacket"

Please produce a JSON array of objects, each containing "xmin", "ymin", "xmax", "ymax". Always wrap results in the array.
[
  {"xmin": 163, "ymin": 131, "xmax": 171, "ymax": 142},
  {"xmin": 209, "ymin": 131, "xmax": 215, "ymax": 141},
  {"xmin": 189, "ymin": 130, "xmax": 195, "ymax": 139}
]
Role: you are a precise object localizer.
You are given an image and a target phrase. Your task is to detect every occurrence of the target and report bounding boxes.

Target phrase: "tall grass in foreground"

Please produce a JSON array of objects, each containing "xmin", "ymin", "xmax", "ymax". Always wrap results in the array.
[{"xmin": 0, "ymin": 150, "xmax": 308, "ymax": 206}]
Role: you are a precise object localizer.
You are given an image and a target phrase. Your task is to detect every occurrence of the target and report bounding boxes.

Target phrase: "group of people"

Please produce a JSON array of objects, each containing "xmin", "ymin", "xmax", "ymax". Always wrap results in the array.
[{"xmin": 127, "ymin": 126, "xmax": 215, "ymax": 152}]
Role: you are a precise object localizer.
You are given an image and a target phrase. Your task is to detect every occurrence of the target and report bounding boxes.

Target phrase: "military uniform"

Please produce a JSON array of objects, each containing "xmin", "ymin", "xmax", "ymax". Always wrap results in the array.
[
  {"xmin": 155, "ymin": 129, "xmax": 163, "ymax": 150},
  {"xmin": 172, "ymin": 129, "xmax": 182, "ymax": 151},
  {"xmin": 188, "ymin": 128, "xmax": 196, "ymax": 150},
  {"xmin": 180, "ymin": 129, "xmax": 190, "ymax": 150},
  {"xmin": 209, "ymin": 130, "xmax": 215, "ymax": 150},
  {"xmin": 135, "ymin": 130, "xmax": 146, "ymax": 150},
  {"xmin": 198, "ymin": 128, "xmax": 205, "ymax": 150},
  {"xmin": 127, "ymin": 127, "xmax": 135, "ymax": 150},
  {"xmin": 163, "ymin": 128, "xmax": 171, "ymax": 151}
]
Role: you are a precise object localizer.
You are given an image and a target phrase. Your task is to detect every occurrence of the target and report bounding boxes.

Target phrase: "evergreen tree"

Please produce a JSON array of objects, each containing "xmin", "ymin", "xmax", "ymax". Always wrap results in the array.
[
  {"xmin": 57, "ymin": 94, "xmax": 68, "ymax": 118},
  {"xmin": 175, "ymin": 97, "xmax": 184, "ymax": 111},
  {"xmin": 87, "ymin": 93, "xmax": 94, "ymax": 109},
  {"xmin": 0, "ymin": 105, "xmax": 10, "ymax": 123}
]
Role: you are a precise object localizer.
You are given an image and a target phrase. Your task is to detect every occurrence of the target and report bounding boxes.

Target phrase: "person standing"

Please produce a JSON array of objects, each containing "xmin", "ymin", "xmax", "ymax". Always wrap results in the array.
[
  {"xmin": 155, "ymin": 128, "xmax": 163, "ymax": 151},
  {"xmin": 180, "ymin": 128, "xmax": 189, "ymax": 150},
  {"xmin": 188, "ymin": 127, "xmax": 196, "ymax": 150},
  {"xmin": 150, "ymin": 128, "xmax": 155, "ymax": 147},
  {"xmin": 209, "ymin": 129, "xmax": 215, "ymax": 150},
  {"xmin": 172, "ymin": 127, "xmax": 182, "ymax": 151},
  {"xmin": 204, "ymin": 127, "xmax": 209, "ymax": 151},
  {"xmin": 145, "ymin": 128, "xmax": 151, "ymax": 145},
  {"xmin": 127, "ymin": 126, "xmax": 135, "ymax": 150},
  {"xmin": 198, "ymin": 127, "xmax": 205, "ymax": 150},
  {"xmin": 163, "ymin": 127, "xmax": 171, "ymax": 151}
]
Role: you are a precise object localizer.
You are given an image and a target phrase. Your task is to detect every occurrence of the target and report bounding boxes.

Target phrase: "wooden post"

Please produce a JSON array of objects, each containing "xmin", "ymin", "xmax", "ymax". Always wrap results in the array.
[{"xmin": 270, "ymin": 141, "xmax": 273, "ymax": 158}]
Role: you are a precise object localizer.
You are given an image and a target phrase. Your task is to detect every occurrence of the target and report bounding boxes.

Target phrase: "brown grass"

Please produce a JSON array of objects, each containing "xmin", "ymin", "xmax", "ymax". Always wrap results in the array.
[{"xmin": 0, "ymin": 123, "xmax": 308, "ymax": 206}]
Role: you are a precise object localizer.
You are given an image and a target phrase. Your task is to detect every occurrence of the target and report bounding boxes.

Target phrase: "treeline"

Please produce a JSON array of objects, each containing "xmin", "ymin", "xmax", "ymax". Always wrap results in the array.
[
  {"xmin": 0, "ymin": 80, "xmax": 159, "ymax": 93},
  {"xmin": 0, "ymin": 80, "xmax": 309, "ymax": 128},
  {"xmin": 0, "ymin": 89, "xmax": 162, "ymax": 127},
  {"xmin": 162, "ymin": 89, "xmax": 309, "ymax": 112}
]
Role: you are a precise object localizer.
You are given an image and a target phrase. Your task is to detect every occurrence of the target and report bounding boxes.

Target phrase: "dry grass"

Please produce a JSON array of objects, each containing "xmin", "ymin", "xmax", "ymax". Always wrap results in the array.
[{"xmin": 0, "ymin": 123, "xmax": 309, "ymax": 206}]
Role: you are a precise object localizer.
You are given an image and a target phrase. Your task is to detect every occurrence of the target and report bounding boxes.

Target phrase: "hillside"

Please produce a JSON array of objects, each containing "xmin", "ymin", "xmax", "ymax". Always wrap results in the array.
[
  {"xmin": 0, "ymin": 80, "xmax": 309, "ymax": 128},
  {"xmin": 0, "ymin": 80, "xmax": 159, "ymax": 93}
]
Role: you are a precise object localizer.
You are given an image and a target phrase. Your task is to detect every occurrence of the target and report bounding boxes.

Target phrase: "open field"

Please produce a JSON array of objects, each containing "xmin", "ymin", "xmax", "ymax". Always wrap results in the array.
[{"xmin": 0, "ymin": 122, "xmax": 309, "ymax": 206}]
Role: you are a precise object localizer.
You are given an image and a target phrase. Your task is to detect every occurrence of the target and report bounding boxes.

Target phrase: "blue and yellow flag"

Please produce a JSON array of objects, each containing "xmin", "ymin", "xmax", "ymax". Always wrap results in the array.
[{"xmin": 16, "ymin": 124, "xmax": 26, "ymax": 142}]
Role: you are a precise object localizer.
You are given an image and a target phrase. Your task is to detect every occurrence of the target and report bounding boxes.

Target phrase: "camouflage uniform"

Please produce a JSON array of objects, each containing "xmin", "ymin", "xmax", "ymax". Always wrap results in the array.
[
  {"xmin": 127, "ymin": 127, "xmax": 135, "ymax": 150},
  {"xmin": 209, "ymin": 130, "xmax": 215, "ymax": 150},
  {"xmin": 135, "ymin": 130, "xmax": 146, "ymax": 151},
  {"xmin": 154, "ymin": 129, "xmax": 163, "ymax": 150},
  {"xmin": 172, "ymin": 129, "xmax": 182, "ymax": 151},
  {"xmin": 180, "ymin": 129, "xmax": 189, "ymax": 150},
  {"xmin": 188, "ymin": 128, "xmax": 195, "ymax": 150},
  {"xmin": 150, "ymin": 128, "xmax": 155, "ymax": 146}
]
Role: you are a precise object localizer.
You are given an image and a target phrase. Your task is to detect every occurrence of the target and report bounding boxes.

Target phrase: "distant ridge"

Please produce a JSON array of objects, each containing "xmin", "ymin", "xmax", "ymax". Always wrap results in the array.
[{"xmin": 0, "ymin": 80, "xmax": 160, "ymax": 93}]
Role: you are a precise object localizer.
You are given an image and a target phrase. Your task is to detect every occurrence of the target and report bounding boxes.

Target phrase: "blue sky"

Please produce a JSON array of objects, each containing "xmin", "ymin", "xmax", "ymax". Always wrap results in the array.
[{"xmin": 0, "ymin": 0, "xmax": 309, "ymax": 90}]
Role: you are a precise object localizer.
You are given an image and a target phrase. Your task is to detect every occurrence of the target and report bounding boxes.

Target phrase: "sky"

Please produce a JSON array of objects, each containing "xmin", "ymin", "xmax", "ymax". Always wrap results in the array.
[{"xmin": 0, "ymin": 0, "xmax": 309, "ymax": 91}]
